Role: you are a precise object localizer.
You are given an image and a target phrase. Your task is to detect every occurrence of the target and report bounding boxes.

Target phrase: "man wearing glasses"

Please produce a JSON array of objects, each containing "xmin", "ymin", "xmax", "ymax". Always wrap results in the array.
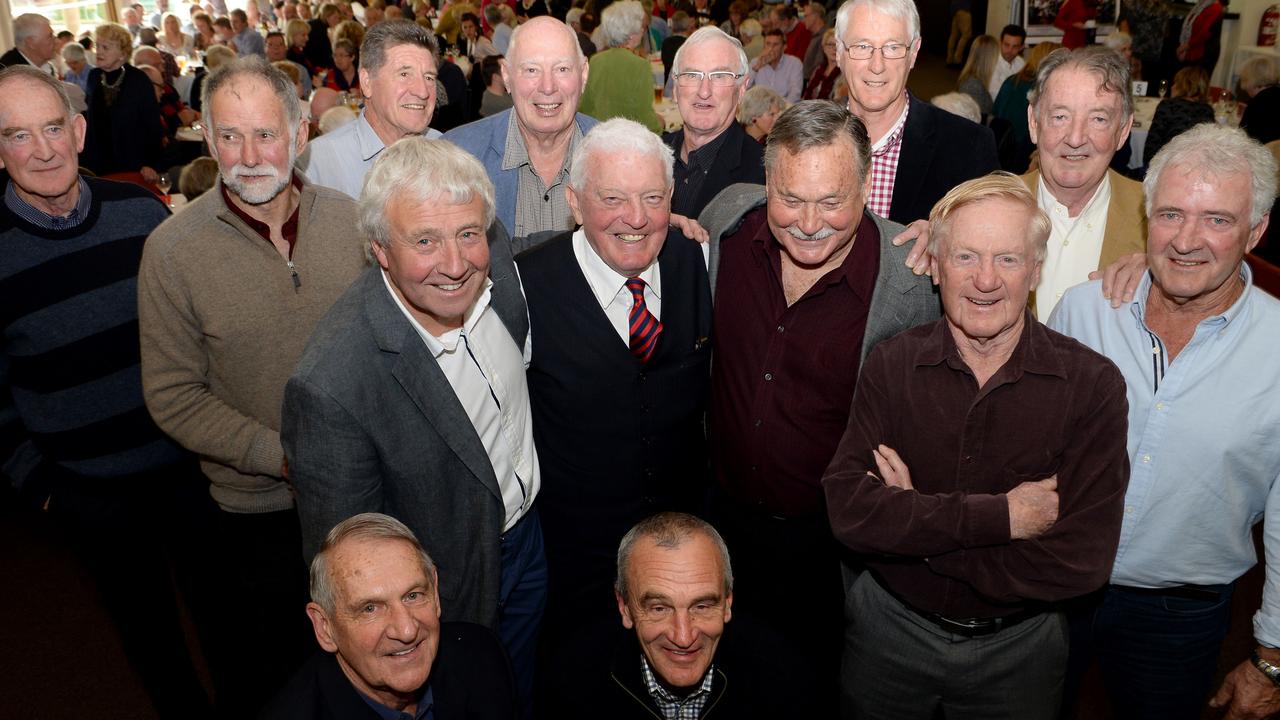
[
  {"xmin": 663, "ymin": 26, "xmax": 764, "ymax": 219},
  {"xmin": 834, "ymin": 0, "xmax": 997, "ymax": 227}
]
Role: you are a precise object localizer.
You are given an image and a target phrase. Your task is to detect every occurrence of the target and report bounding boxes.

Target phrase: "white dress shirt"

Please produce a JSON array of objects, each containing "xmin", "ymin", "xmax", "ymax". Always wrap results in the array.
[
  {"xmin": 571, "ymin": 228, "xmax": 662, "ymax": 344},
  {"xmin": 381, "ymin": 270, "xmax": 539, "ymax": 531},
  {"xmin": 1035, "ymin": 174, "xmax": 1110, "ymax": 319},
  {"xmin": 989, "ymin": 54, "xmax": 1025, "ymax": 99}
]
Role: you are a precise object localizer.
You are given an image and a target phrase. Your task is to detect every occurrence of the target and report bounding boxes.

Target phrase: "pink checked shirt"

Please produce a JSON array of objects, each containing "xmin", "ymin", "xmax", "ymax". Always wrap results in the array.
[{"xmin": 864, "ymin": 98, "xmax": 910, "ymax": 220}]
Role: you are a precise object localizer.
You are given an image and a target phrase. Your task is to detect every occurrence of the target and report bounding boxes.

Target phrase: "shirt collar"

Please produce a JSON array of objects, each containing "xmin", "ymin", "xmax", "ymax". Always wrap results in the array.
[
  {"xmin": 356, "ymin": 110, "xmax": 390, "ymax": 162},
  {"xmin": 678, "ymin": 124, "xmax": 732, "ymax": 173},
  {"xmin": 869, "ymin": 94, "xmax": 910, "ymax": 154},
  {"xmin": 751, "ymin": 209, "xmax": 879, "ymax": 301},
  {"xmin": 5, "ymin": 176, "xmax": 93, "ymax": 230},
  {"xmin": 1130, "ymin": 263, "xmax": 1255, "ymax": 329},
  {"xmin": 640, "ymin": 654, "xmax": 715, "ymax": 710},
  {"xmin": 501, "ymin": 109, "xmax": 584, "ymax": 173},
  {"xmin": 218, "ymin": 172, "xmax": 304, "ymax": 255},
  {"xmin": 913, "ymin": 311, "xmax": 1068, "ymax": 380},
  {"xmin": 357, "ymin": 683, "xmax": 434, "ymax": 720},
  {"xmin": 1037, "ymin": 171, "xmax": 1111, "ymax": 218},
  {"xmin": 572, "ymin": 227, "xmax": 662, "ymax": 308},
  {"xmin": 381, "ymin": 267, "xmax": 496, "ymax": 357}
]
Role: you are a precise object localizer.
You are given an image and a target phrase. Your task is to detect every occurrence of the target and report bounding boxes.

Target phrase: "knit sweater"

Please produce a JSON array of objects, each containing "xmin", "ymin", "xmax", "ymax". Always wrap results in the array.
[
  {"xmin": 138, "ymin": 178, "xmax": 367, "ymax": 513},
  {"xmin": 0, "ymin": 177, "xmax": 187, "ymax": 478}
]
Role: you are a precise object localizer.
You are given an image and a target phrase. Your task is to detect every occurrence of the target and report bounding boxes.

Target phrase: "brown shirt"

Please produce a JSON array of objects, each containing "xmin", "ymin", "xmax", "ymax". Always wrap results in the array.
[
  {"xmin": 709, "ymin": 207, "xmax": 879, "ymax": 518},
  {"xmin": 823, "ymin": 314, "xmax": 1130, "ymax": 618}
]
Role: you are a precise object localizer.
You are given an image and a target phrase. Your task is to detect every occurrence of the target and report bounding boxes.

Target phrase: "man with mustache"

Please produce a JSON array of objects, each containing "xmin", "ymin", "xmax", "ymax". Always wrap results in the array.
[
  {"xmin": 698, "ymin": 99, "xmax": 939, "ymax": 711},
  {"xmin": 137, "ymin": 56, "xmax": 367, "ymax": 717}
]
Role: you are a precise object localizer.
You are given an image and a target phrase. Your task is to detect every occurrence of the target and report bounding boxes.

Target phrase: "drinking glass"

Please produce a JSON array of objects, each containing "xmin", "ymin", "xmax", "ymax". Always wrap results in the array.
[{"xmin": 157, "ymin": 173, "xmax": 173, "ymax": 208}]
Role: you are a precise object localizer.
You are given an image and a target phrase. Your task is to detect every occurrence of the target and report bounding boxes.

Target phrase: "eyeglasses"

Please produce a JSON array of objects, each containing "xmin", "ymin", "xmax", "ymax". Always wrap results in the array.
[
  {"xmin": 674, "ymin": 70, "xmax": 743, "ymax": 87},
  {"xmin": 842, "ymin": 42, "xmax": 910, "ymax": 60}
]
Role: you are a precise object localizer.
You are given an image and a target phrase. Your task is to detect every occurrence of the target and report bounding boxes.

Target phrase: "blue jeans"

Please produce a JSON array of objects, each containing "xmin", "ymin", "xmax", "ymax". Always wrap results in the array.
[
  {"xmin": 499, "ymin": 508, "xmax": 547, "ymax": 715},
  {"xmin": 1066, "ymin": 583, "xmax": 1234, "ymax": 720}
]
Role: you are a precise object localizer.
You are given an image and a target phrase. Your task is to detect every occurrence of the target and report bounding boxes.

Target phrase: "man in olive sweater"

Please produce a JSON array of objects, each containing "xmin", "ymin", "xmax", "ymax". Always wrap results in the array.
[{"xmin": 138, "ymin": 57, "xmax": 366, "ymax": 717}]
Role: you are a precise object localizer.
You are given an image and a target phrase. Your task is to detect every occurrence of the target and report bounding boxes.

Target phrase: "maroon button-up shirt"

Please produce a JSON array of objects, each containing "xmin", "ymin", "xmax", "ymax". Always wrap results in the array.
[
  {"xmin": 708, "ymin": 206, "xmax": 879, "ymax": 518},
  {"xmin": 823, "ymin": 315, "xmax": 1130, "ymax": 618}
]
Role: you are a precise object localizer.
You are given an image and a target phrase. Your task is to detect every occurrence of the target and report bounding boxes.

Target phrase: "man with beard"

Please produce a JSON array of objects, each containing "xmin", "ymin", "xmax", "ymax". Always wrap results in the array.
[{"xmin": 137, "ymin": 56, "xmax": 368, "ymax": 717}]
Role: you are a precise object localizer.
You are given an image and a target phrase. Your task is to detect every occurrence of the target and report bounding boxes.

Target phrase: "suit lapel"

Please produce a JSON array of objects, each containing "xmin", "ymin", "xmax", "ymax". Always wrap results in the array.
[
  {"xmin": 889, "ymin": 95, "xmax": 934, "ymax": 221},
  {"xmin": 363, "ymin": 267, "xmax": 505, "ymax": 504}
]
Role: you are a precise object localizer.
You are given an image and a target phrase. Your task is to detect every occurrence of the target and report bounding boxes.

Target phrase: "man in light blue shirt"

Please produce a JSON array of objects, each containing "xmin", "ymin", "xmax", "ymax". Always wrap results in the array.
[
  {"xmin": 232, "ymin": 8, "xmax": 266, "ymax": 57},
  {"xmin": 297, "ymin": 21, "xmax": 443, "ymax": 199},
  {"xmin": 1048, "ymin": 124, "xmax": 1280, "ymax": 720},
  {"xmin": 749, "ymin": 28, "xmax": 802, "ymax": 102}
]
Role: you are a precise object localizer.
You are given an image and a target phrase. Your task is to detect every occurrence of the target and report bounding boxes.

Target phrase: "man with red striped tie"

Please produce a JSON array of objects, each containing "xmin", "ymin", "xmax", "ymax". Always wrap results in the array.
[{"xmin": 515, "ymin": 118, "xmax": 714, "ymax": 645}]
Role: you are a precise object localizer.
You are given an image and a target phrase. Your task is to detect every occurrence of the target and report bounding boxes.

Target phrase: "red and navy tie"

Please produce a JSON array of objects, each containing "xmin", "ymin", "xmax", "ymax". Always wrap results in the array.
[{"xmin": 626, "ymin": 277, "xmax": 662, "ymax": 362}]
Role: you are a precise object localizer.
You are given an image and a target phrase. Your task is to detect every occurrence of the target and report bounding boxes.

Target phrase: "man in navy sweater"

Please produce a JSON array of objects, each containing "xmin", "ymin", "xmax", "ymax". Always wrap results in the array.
[{"xmin": 0, "ymin": 65, "xmax": 218, "ymax": 718}]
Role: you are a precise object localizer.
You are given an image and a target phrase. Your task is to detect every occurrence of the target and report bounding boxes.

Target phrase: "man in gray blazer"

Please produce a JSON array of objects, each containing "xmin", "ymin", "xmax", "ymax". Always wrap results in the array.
[
  {"xmin": 280, "ymin": 137, "xmax": 544, "ymax": 706},
  {"xmin": 697, "ymin": 100, "xmax": 940, "ymax": 713}
]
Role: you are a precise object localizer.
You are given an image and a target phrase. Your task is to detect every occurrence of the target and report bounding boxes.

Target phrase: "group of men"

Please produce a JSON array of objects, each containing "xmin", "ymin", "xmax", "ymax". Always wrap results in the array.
[{"xmin": 4, "ymin": 0, "xmax": 1280, "ymax": 719}]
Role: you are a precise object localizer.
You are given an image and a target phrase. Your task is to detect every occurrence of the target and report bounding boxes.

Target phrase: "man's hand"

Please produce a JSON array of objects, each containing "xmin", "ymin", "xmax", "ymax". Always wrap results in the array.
[
  {"xmin": 872, "ymin": 444, "xmax": 913, "ymax": 490},
  {"xmin": 178, "ymin": 107, "xmax": 200, "ymax": 126},
  {"xmin": 1210, "ymin": 651, "xmax": 1280, "ymax": 720},
  {"xmin": 140, "ymin": 165, "xmax": 159, "ymax": 184},
  {"xmin": 281, "ymin": 457, "xmax": 290, "ymax": 480},
  {"xmin": 890, "ymin": 219, "xmax": 933, "ymax": 277},
  {"xmin": 670, "ymin": 213, "xmax": 709, "ymax": 244},
  {"xmin": 1007, "ymin": 476, "xmax": 1059, "ymax": 540},
  {"xmin": 1088, "ymin": 252, "xmax": 1147, "ymax": 308}
]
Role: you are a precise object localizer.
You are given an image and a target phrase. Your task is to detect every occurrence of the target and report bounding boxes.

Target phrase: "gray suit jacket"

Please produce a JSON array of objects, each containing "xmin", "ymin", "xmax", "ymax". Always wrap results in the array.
[
  {"xmin": 281, "ymin": 224, "xmax": 529, "ymax": 630},
  {"xmin": 699, "ymin": 183, "xmax": 939, "ymax": 368}
]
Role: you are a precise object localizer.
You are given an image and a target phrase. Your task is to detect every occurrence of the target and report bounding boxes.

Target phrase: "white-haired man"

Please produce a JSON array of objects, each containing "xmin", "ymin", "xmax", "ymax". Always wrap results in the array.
[
  {"xmin": 824, "ymin": 171, "xmax": 1129, "ymax": 719},
  {"xmin": 664, "ymin": 26, "xmax": 764, "ymax": 218},
  {"xmin": 281, "ymin": 136, "xmax": 545, "ymax": 706},
  {"xmin": 515, "ymin": 118, "xmax": 713, "ymax": 640},
  {"xmin": 834, "ymin": 0, "xmax": 997, "ymax": 226},
  {"xmin": 1, "ymin": 14, "xmax": 57, "ymax": 74},
  {"xmin": 262, "ymin": 513, "xmax": 517, "ymax": 719},
  {"xmin": 297, "ymin": 20, "xmax": 443, "ymax": 199},
  {"xmin": 444, "ymin": 17, "xmax": 597, "ymax": 245},
  {"xmin": 138, "ymin": 56, "xmax": 366, "ymax": 717},
  {"xmin": 1049, "ymin": 124, "xmax": 1280, "ymax": 720}
]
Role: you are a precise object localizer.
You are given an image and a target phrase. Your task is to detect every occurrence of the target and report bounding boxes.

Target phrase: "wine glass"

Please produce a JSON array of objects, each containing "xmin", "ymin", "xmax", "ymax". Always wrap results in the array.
[
  {"xmin": 1157, "ymin": 80, "xmax": 1168, "ymax": 99},
  {"xmin": 157, "ymin": 172, "xmax": 173, "ymax": 208}
]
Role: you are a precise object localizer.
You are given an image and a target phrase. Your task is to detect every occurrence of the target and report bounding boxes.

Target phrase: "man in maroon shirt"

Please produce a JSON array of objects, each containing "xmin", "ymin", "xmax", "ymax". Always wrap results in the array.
[
  {"xmin": 821, "ymin": 173, "xmax": 1128, "ymax": 719},
  {"xmin": 699, "ymin": 99, "xmax": 938, "ymax": 710}
]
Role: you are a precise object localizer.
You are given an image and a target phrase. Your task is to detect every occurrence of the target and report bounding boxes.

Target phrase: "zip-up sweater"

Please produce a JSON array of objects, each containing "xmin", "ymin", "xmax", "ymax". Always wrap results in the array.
[{"xmin": 138, "ymin": 177, "xmax": 367, "ymax": 512}]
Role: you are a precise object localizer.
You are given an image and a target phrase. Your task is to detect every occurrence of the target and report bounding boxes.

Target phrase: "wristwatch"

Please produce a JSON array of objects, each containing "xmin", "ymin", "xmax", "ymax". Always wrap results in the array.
[{"xmin": 1251, "ymin": 650, "xmax": 1280, "ymax": 688}]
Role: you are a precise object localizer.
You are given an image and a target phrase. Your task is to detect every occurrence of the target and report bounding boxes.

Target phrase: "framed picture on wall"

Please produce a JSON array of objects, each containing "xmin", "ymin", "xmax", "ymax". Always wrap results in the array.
[{"xmin": 1023, "ymin": 0, "xmax": 1120, "ymax": 33}]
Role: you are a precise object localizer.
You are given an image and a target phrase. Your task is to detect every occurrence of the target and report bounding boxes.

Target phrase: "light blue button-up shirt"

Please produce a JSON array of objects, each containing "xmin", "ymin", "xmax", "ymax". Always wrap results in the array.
[
  {"xmin": 297, "ymin": 110, "xmax": 443, "ymax": 200},
  {"xmin": 1048, "ymin": 268, "xmax": 1280, "ymax": 646}
]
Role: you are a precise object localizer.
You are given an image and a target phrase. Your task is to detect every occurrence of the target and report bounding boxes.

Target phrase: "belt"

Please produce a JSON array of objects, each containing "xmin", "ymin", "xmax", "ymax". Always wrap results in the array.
[
  {"xmin": 873, "ymin": 574, "xmax": 1045, "ymax": 638},
  {"xmin": 1111, "ymin": 583, "xmax": 1229, "ymax": 602}
]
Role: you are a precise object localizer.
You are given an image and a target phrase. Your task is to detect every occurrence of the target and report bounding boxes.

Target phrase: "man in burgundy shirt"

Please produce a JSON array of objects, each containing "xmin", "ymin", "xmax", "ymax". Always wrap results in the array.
[
  {"xmin": 699, "ymin": 99, "xmax": 937, "ymax": 710},
  {"xmin": 821, "ymin": 173, "xmax": 1129, "ymax": 719}
]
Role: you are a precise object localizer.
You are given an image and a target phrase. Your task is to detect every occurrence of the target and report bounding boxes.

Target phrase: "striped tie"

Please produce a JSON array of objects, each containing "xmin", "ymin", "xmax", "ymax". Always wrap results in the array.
[{"xmin": 626, "ymin": 277, "xmax": 662, "ymax": 362}]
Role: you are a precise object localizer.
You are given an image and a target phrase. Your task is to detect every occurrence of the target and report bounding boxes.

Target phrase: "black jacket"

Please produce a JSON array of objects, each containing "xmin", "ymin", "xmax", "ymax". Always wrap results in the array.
[
  {"xmin": 888, "ymin": 93, "xmax": 999, "ymax": 226},
  {"xmin": 261, "ymin": 622, "xmax": 516, "ymax": 720},
  {"xmin": 663, "ymin": 121, "xmax": 766, "ymax": 219},
  {"xmin": 82, "ymin": 64, "xmax": 165, "ymax": 176},
  {"xmin": 0, "ymin": 47, "xmax": 31, "ymax": 68}
]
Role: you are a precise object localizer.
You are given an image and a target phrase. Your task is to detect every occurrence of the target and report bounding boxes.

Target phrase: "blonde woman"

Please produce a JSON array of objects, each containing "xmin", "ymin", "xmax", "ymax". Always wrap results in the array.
[{"xmin": 956, "ymin": 34, "xmax": 998, "ymax": 117}]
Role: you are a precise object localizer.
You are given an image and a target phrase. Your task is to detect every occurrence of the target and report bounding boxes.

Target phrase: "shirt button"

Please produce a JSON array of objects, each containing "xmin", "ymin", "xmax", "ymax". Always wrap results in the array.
[
  {"xmin": 1142, "ymin": 454, "xmax": 1151, "ymax": 463},
  {"xmin": 1125, "ymin": 505, "xmax": 1134, "ymax": 514},
  {"xmin": 543, "ymin": 194, "xmax": 549, "ymax": 202},
  {"xmin": 764, "ymin": 372, "xmax": 773, "ymax": 381},
  {"xmin": 776, "ymin": 325, "xmax": 785, "ymax": 333},
  {"xmin": 1063, "ymin": 240, "xmax": 1070, "ymax": 247},
  {"xmin": 1155, "ymin": 402, "xmax": 1165, "ymax": 411},
  {"xmin": 754, "ymin": 419, "xmax": 762, "ymax": 427}
]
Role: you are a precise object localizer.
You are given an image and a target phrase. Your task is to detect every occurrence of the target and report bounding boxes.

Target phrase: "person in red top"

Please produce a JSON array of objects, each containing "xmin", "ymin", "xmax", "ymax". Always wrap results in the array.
[
  {"xmin": 803, "ymin": 28, "xmax": 841, "ymax": 100},
  {"xmin": 771, "ymin": 3, "xmax": 811, "ymax": 59},
  {"xmin": 1177, "ymin": 0, "xmax": 1223, "ymax": 71},
  {"xmin": 1053, "ymin": 0, "xmax": 1095, "ymax": 49}
]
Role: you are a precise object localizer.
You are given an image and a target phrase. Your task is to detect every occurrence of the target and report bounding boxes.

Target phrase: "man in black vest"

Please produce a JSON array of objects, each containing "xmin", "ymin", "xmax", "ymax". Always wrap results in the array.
[{"xmin": 517, "ymin": 118, "xmax": 713, "ymax": 633}]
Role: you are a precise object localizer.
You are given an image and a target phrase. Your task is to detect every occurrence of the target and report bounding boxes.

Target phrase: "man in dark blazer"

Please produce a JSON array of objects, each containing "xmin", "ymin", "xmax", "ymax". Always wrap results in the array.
[
  {"xmin": 662, "ymin": 26, "xmax": 764, "ymax": 219},
  {"xmin": 696, "ymin": 100, "xmax": 940, "ymax": 713},
  {"xmin": 261, "ymin": 512, "xmax": 516, "ymax": 720},
  {"xmin": 516, "ymin": 118, "xmax": 712, "ymax": 638},
  {"xmin": 281, "ymin": 138, "xmax": 544, "ymax": 705},
  {"xmin": 834, "ymin": 0, "xmax": 997, "ymax": 227},
  {"xmin": 1, "ymin": 14, "xmax": 57, "ymax": 72}
]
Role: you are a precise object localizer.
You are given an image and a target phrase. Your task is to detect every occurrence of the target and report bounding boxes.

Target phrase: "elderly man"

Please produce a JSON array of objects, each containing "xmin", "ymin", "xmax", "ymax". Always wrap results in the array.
[
  {"xmin": 515, "ymin": 118, "xmax": 711, "ymax": 633},
  {"xmin": 282, "ymin": 137, "xmax": 544, "ymax": 705},
  {"xmin": 138, "ymin": 57, "xmax": 366, "ymax": 716},
  {"xmin": 1023, "ymin": 47, "xmax": 1146, "ymax": 318},
  {"xmin": 1, "ymin": 14, "xmax": 57, "ymax": 73},
  {"xmin": 263, "ymin": 513, "xmax": 517, "ymax": 719},
  {"xmin": 1049, "ymin": 125, "xmax": 1280, "ymax": 720},
  {"xmin": 835, "ymin": 0, "xmax": 996, "ymax": 226},
  {"xmin": 298, "ymin": 20, "xmax": 441, "ymax": 198},
  {"xmin": 823, "ymin": 172, "xmax": 1129, "ymax": 719},
  {"xmin": 444, "ymin": 16, "xmax": 597, "ymax": 244},
  {"xmin": 664, "ymin": 26, "xmax": 763, "ymax": 218},
  {"xmin": 698, "ymin": 100, "xmax": 939, "ymax": 709},
  {"xmin": 545, "ymin": 512, "xmax": 821, "ymax": 717},
  {"xmin": 989, "ymin": 23, "xmax": 1026, "ymax": 98},
  {"xmin": 770, "ymin": 3, "xmax": 810, "ymax": 59},
  {"xmin": 0, "ymin": 65, "xmax": 220, "ymax": 719},
  {"xmin": 232, "ymin": 8, "xmax": 267, "ymax": 56},
  {"xmin": 749, "ymin": 29, "xmax": 801, "ymax": 103}
]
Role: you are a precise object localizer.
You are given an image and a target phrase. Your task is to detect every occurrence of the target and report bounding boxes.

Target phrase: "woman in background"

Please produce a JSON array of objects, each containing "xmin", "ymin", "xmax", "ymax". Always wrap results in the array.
[
  {"xmin": 803, "ymin": 28, "xmax": 841, "ymax": 100},
  {"xmin": 956, "ymin": 34, "xmax": 998, "ymax": 118},
  {"xmin": 579, "ymin": 0, "xmax": 664, "ymax": 133},
  {"xmin": 738, "ymin": 85, "xmax": 786, "ymax": 144},
  {"xmin": 1143, "ymin": 66, "xmax": 1214, "ymax": 168}
]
